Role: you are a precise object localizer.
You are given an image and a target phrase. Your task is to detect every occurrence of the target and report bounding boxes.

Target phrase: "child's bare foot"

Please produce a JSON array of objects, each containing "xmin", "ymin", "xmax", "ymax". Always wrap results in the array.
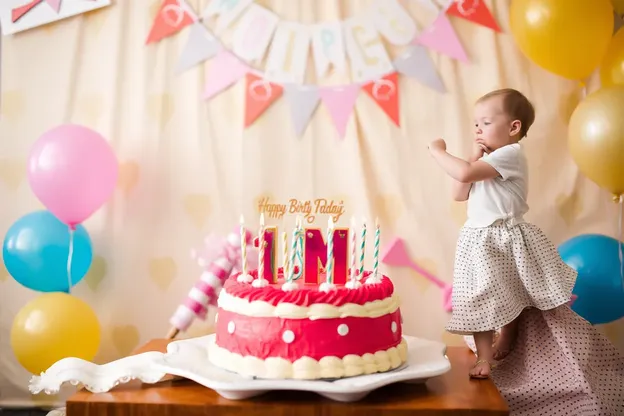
[
  {"xmin": 493, "ymin": 322, "xmax": 518, "ymax": 360},
  {"xmin": 469, "ymin": 359, "xmax": 492, "ymax": 379}
]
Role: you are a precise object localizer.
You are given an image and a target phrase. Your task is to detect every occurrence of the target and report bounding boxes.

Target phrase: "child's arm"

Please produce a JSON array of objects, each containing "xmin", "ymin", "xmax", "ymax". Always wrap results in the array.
[
  {"xmin": 429, "ymin": 139, "xmax": 499, "ymax": 184},
  {"xmin": 451, "ymin": 144, "xmax": 487, "ymax": 201}
]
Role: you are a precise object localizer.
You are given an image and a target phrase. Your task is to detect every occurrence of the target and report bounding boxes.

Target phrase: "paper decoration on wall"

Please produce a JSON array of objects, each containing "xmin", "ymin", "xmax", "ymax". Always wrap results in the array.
[
  {"xmin": 244, "ymin": 73, "xmax": 283, "ymax": 127},
  {"xmin": 145, "ymin": 0, "xmax": 501, "ymax": 137},
  {"xmin": 146, "ymin": 0, "xmax": 195, "ymax": 44},
  {"xmin": 381, "ymin": 237, "xmax": 454, "ymax": 312},
  {"xmin": 446, "ymin": 0, "xmax": 501, "ymax": 32},
  {"xmin": 1, "ymin": 0, "xmax": 111, "ymax": 35},
  {"xmin": 414, "ymin": 12, "xmax": 468, "ymax": 62}
]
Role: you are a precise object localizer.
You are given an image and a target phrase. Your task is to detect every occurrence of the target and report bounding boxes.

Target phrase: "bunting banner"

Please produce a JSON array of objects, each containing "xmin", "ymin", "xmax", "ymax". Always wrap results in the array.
[
  {"xmin": 1, "ymin": 0, "xmax": 111, "ymax": 35},
  {"xmin": 143, "ymin": 0, "xmax": 501, "ymax": 138}
]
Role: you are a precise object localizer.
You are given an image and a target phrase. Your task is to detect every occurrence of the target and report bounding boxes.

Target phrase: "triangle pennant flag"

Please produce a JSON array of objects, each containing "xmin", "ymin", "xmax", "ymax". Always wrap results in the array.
[
  {"xmin": 12, "ymin": 0, "xmax": 42, "ymax": 23},
  {"xmin": 446, "ymin": 0, "xmax": 501, "ymax": 32},
  {"xmin": 283, "ymin": 84, "xmax": 321, "ymax": 137},
  {"xmin": 362, "ymin": 73, "xmax": 400, "ymax": 127},
  {"xmin": 203, "ymin": 50, "xmax": 248, "ymax": 100},
  {"xmin": 415, "ymin": 12, "xmax": 468, "ymax": 62},
  {"xmin": 45, "ymin": 0, "xmax": 61, "ymax": 13},
  {"xmin": 176, "ymin": 22, "xmax": 220, "ymax": 74},
  {"xmin": 319, "ymin": 84, "xmax": 360, "ymax": 140},
  {"xmin": 394, "ymin": 45, "xmax": 446, "ymax": 93},
  {"xmin": 146, "ymin": 0, "xmax": 195, "ymax": 44},
  {"xmin": 244, "ymin": 73, "xmax": 284, "ymax": 128}
]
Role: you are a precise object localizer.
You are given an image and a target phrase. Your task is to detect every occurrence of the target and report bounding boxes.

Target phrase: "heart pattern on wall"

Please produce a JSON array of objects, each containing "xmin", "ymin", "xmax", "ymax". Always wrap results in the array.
[
  {"xmin": 148, "ymin": 256, "xmax": 177, "ymax": 290},
  {"xmin": 373, "ymin": 193, "xmax": 403, "ymax": 228},
  {"xmin": 0, "ymin": 159, "xmax": 26, "ymax": 191},
  {"xmin": 84, "ymin": 255, "xmax": 108, "ymax": 292},
  {"xmin": 117, "ymin": 161, "xmax": 141, "ymax": 196},
  {"xmin": 1, "ymin": 90, "xmax": 25, "ymax": 122},
  {"xmin": 409, "ymin": 257, "xmax": 438, "ymax": 293},
  {"xmin": 556, "ymin": 192, "xmax": 583, "ymax": 226},
  {"xmin": 147, "ymin": 93, "xmax": 175, "ymax": 131},
  {"xmin": 111, "ymin": 324, "xmax": 141, "ymax": 357},
  {"xmin": 183, "ymin": 193, "xmax": 212, "ymax": 229},
  {"xmin": 77, "ymin": 93, "xmax": 105, "ymax": 126}
]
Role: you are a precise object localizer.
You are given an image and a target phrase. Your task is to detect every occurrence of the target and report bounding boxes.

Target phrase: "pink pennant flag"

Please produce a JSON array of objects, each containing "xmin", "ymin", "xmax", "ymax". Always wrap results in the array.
[
  {"xmin": 415, "ymin": 12, "xmax": 468, "ymax": 63},
  {"xmin": 319, "ymin": 84, "xmax": 360, "ymax": 140},
  {"xmin": 45, "ymin": 0, "xmax": 61, "ymax": 13},
  {"xmin": 203, "ymin": 49, "xmax": 249, "ymax": 100}
]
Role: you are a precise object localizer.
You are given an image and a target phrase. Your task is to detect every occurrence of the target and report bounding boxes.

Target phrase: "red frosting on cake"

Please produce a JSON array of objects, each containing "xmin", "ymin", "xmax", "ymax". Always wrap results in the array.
[
  {"xmin": 215, "ymin": 308, "xmax": 402, "ymax": 361},
  {"xmin": 225, "ymin": 268, "xmax": 393, "ymax": 307}
]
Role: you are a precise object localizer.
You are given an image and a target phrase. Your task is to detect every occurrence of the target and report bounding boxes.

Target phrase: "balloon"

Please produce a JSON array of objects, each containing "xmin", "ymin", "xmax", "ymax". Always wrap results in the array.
[
  {"xmin": 11, "ymin": 292, "xmax": 100, "ymax": 375},
  {"xmin": 568, "ymin": 85, "xmax": 624, "ymax": 197},
  {"xmin": 600, "ymin": 28, "xmax": 624, "ymax": 87},
  {"xmin": 27, "ymin": 124, "xmax": 118, "ymax": 228},
  {"xmin": 612, "ymin": 0, "xmax": 624, "ymax": 14},
  {"xmin": 3, "ymin": 210, "xmax": 93, "ymax": 292},
  {"xmin": 509, "ymin": 0, "xmax": 613, "ymax": 80},
  {"xmin": 558, "ymin": 234, "xmax": 624, "ymax": 325}
]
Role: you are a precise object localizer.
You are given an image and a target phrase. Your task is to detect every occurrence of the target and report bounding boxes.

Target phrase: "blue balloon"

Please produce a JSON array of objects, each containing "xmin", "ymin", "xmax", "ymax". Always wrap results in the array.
[
  {"xmin": 558, "ymin": 233, "xmax": 624, "ymax": 325},
  {"xmin": 2, "ymin": 210, "xmax": 93, "ymax": 292}
]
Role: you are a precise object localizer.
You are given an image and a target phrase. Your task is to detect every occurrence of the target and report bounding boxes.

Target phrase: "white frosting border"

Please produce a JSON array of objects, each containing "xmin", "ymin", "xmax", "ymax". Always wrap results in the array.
[
  {"xmin": 217, "ymin": 290, "xmax": 401, "ymax": 319},
  {"xmin": 208, "ymin": 338, "xmax": 408, "ymax": 380}
]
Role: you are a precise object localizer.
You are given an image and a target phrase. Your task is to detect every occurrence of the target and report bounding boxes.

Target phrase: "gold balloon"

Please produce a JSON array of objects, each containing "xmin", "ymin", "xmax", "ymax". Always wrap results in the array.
[
  {"xmin": 568, "ymin": 86, "xmax": 624, "ymax": 197},
  {"xmin": 613, "ymin": 0, "xmax": 624, "ymax": 14},
  {"xmin": 11, "ymin": 293, "xmax": 101, "ymax": 375},
  {"xmin": 510, "ymin": 0, "xmax": 614, "ymax": 80},
  {"xmin": 601, "ymin": 28, "xmax": 624, "ymax": 87}
]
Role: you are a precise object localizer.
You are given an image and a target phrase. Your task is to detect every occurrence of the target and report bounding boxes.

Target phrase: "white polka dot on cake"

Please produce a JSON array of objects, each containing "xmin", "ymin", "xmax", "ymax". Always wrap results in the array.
[
  {"xmin": 227, "ymin": 321, "xmax": 236, "ymax": 334},
  {"xmin": 282, "ymin": 330, "xmax": 295, "ymax": 343},
  {"xmin": 337, "ymin": 324, "xmax": 349, "ymax": 336},
  {"xmin": 391, "ymin": 321, "xmax": 398, "ymax": 333}
]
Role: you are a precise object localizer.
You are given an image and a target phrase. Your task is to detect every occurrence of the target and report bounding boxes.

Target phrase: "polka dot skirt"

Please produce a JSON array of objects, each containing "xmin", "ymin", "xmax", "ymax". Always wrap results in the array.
[
  {"xmin": 464, "ymin": 306, "xmax": 624, "ymax": 415},
  {"xmin": 446, "ymin": 222, "xmax": 576, "ymax": 334}
]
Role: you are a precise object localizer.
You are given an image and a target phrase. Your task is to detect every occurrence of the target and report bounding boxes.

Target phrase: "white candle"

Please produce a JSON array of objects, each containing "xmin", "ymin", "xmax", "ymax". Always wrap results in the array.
[
  {"xmin": 350, "ymin": 217, "xmax": 356, "ymax": 282},
  {"xmin": 326, "ymin": 216, "xmax": 334, "ymax": 284}
]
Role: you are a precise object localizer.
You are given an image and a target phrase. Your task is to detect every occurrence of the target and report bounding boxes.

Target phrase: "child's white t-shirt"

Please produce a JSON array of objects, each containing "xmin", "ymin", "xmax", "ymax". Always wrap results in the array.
[{"xmin": 465, "ymin": 143, "xmax": 529, "ymax": 228}]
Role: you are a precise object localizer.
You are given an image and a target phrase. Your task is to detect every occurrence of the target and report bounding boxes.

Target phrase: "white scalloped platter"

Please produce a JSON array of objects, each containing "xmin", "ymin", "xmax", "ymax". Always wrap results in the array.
[{"xmin": 149, "ymin": 334, "xmax": 451, "ymax": 402}]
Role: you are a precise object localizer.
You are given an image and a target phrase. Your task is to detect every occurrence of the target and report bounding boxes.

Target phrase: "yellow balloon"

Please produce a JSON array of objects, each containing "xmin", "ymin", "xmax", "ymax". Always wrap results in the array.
[
  {"xmin": 510, "ymin": 0, "xmax": 614, "ymax": 80},
  {"xmin": 11, "ymin": 293, "xmax": 101, "ymax": 374},
  {"xmin": 612, "ymin": 0, "xmax": 624, "ymax": 15},
  {"xmin": 569, "ymin": 86, "xmax": 624, "ymax": 197},
  {"xmin": 601, "ymin": 28, "xmax": 624, "ymax": 87}
]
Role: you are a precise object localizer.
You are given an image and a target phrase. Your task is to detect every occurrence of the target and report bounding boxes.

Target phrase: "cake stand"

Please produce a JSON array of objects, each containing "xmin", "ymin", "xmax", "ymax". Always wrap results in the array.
[{"xmin": 29, "ymin": 335, "xmax": 451, "ymax": 403}]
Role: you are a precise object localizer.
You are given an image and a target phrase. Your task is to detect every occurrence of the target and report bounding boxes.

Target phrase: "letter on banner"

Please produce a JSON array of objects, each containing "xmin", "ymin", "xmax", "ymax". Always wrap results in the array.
[
  {"xmin": 265, "ymin": 21, "xmax": 310, "ymax": 84},
  {"xmin": 370, "ymin": 0, "xmax": 417, "ymax": 45},
  {"xmin": 311, "ymin": 22, "xmax": 346, "ymax": 78},
  {"xmin": 343, "ymin": 15, "xmax": 394, "ymax": 83},
  {"xmin": 203, "ymin": 0, "xmax": 253, "ymax": 33},
  {"xmin": 232, "ymin": 4, "xmax": 279, "ymax": 63}
]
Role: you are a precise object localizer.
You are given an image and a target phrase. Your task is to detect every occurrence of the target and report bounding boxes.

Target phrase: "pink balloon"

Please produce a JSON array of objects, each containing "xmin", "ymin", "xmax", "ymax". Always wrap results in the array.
[{"xmin": 27, "ymin": 124, "xmax": 118, "ymax": 228}]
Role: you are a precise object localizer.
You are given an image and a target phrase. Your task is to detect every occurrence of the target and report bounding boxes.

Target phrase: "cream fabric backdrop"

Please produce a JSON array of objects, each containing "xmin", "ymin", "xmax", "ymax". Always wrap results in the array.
[{"xmin": 1, "ymin": 0, "xmax": 623, "ymax": 408}]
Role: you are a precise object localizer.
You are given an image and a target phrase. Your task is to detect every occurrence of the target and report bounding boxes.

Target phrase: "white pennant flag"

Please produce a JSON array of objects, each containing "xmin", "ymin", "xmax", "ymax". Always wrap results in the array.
[
  {"xmin": 265, "ymin": 21, "xmax": 310, "ymax": 84},
  {"xmin": 370, "ymin": 0, "xmax": 417, "ymax": 45},
  {"xmin": 176, "ymin": 22, "xmax": 220, "ymax": 74},
  {"xmin": 343, "ymin": 15, "xmax": 394, "ymax": 83},
  {"xmin": 232, "ymin": 4, "xmax": 279, "ymax": 63},
  {"xmin": 311, "ymin": 22, "xmax": 346, "ymax": 78},
  {"xmin": 203, "ymin": 0, "xmax": 253, "ymax": 34}
]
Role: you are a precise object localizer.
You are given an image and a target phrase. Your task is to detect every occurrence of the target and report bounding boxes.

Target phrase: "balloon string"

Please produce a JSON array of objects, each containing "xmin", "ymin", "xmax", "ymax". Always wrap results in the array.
[
  {"xmin": 619, "ymin": 195, "xmax": 623, "ymax": 290},
  {"xmin": 67, "ymin": 228, "xmax": 75, "ymax": 294}
]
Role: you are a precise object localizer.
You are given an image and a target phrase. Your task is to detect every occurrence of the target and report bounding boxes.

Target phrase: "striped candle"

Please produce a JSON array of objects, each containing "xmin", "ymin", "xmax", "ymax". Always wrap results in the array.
[
  {"xmin": 326, "ymin": 217, "xmax": 334, "ymax": 284},
  {"xmin": 373, "ymin": 218, "xmax": 380, "ymax": 278},
  {"xmin": 358, "ymin": 218, "xmax": 367, "ymax": 278},
  {"xmin": 350, "ymin": 217, "xmax": 356, "ymax": 282},
  {"xmin": 282, "ymin": 230, "xmax": 288, "ymax": 279},
  {"xmin": 288, "ymin": 224, "xmax": 298, "ymax": 282},
  {"xmin": 240, "ymin": 215, "xmax": 247, "ymax": 277},
  {"xmin": 294, "ymin": 217, "xmax": 304, "ymax": 280}
]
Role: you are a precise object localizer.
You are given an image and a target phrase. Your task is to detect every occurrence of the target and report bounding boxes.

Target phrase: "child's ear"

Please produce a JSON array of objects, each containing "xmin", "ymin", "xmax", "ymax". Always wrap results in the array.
[{"xmin": 510, "ymin": 120, "xmax": 521, "ymax": 136}]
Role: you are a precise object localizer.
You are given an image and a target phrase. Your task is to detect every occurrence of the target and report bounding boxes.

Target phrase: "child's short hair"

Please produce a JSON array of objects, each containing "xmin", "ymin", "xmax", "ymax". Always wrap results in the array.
[{"xmin": 477, "ymin": 88, "xmax": 535, "ymax": 138}]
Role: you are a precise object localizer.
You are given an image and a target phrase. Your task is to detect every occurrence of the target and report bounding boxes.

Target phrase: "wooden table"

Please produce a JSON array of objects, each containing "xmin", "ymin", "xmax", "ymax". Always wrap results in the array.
[{"xmin": 66, "ymin": 339, "xmax": 509, "ymax": 415}]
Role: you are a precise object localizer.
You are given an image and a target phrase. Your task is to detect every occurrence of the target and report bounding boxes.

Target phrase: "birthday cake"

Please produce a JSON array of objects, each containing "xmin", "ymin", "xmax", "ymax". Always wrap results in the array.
[{"xmin": 207, "ymin": 217, "xmax": 407, "ymax": 380}]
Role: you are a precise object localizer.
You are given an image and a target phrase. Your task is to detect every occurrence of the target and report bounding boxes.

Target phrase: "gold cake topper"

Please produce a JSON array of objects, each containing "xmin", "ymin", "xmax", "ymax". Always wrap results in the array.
[{"xmin": 257, "ymin": 197, "xmax": 346, "ymax": 223}]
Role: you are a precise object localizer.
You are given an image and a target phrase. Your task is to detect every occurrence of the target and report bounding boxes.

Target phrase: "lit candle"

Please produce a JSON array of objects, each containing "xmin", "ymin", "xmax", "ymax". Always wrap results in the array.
[
  {"xmin": 282, "ymin": 217, "xmax": 301, "ymax": 291},
  {"xmin": 295, "ymin": 216, "xmax": 304, "ymax": 279},
  {"xmin": 358, "ymin": 218, "xmax": 367, "ymax": 279},
  {"xmin": 326, "ymin": 217, "xmax": 334, "ymax": 284},
  {"xmin": 252, "ymin": 213, "xmax": 268, "ymax": 288}
]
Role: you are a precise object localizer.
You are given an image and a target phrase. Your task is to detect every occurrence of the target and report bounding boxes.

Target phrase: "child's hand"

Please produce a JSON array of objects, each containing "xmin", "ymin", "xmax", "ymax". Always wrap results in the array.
[
  {"xmin": 471, "ymin": 142, "xmax": 487, "ymax": 161},
  {"xmin": 429, "ymin": 138, "xmax": 447, "ymax": 152}
]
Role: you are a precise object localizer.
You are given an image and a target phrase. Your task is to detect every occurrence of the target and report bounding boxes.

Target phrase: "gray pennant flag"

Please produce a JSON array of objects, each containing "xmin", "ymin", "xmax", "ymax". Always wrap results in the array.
[
  {"xmin": 394, "ymin": 45, "xmax": 446, "ymax": 93},
  {"xmin": 284, "ymin": 84, "xmax": 321, "ymax": 137},
  {"xmin": 176, "ymin": 22, "xmax": 220, "ymax": 74}
]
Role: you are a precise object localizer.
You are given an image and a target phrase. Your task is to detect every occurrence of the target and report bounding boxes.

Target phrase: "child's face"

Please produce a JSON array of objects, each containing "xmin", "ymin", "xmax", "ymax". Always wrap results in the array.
[{"xmin": 473, "ymin": 95, "xmax": 521, "ymax": 152}]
